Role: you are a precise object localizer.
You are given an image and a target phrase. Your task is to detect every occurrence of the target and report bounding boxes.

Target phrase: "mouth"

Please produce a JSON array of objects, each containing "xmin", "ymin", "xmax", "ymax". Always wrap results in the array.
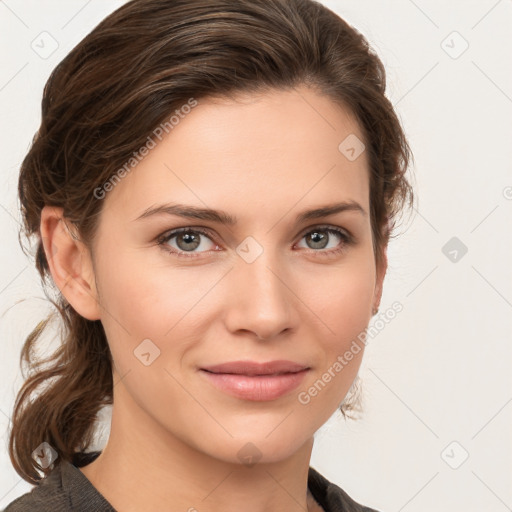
[
  {"xmin": 200, "ymin": 359, "xmax": 310, "ymax": 376},
  {"xmin": 201, "ymin": 369, "xmax": 305, "ymax": 376},
  {"xmin": 199, "ymin": 367, "xmax": 310, "ymax": 401}
]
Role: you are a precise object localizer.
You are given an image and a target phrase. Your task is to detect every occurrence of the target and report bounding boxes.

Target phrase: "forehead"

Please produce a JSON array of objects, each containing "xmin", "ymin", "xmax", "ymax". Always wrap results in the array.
[{"xmin": 102, "ymin": 86, "xmax": 370, "ymax": 223}]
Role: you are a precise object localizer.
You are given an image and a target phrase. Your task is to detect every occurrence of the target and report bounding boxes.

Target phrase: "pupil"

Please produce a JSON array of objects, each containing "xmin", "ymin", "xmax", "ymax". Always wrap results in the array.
[
  {"xmin": 179, "ymin": 232, "xmax": 200, "ymax": 250},
  {"xmin": 309, "ymin": 231, "xmax": 327, "ymax": 249}
]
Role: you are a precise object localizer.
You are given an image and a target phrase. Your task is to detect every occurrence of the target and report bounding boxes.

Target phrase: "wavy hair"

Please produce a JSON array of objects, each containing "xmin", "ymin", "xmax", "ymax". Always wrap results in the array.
[{"xmin": 10, "ymin": 0, "xmax": 414, "ymax": 484}]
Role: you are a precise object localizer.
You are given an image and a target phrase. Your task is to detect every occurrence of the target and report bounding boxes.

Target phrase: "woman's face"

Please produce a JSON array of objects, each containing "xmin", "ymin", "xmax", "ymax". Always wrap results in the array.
[{"xmin": 83, "ymin": 86, "xmax": 385, "ymax": 464}]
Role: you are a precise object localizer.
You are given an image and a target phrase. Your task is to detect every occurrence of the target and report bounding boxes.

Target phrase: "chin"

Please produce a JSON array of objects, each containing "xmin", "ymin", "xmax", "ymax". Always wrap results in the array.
[{"xmin": 206, "ymin": 432, "xmax": 309, "ymax": 467}]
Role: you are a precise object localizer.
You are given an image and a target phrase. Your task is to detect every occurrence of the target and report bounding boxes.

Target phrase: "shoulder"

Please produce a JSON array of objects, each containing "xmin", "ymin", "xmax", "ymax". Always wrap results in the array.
[
  {"xmin": 308, "ymin": 466, "xmax": 382, "ymax": 512},
  {"xmin": 3, "ymin": 451, "xmax": 113, "ymax": 512},
  {"xmin": 2, "ymin": 464, "xmax": 69, "ymax": 512}
]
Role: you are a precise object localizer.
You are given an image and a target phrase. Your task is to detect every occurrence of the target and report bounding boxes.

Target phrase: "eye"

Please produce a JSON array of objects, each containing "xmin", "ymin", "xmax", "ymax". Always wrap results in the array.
[
  {"xmin": 157, "ymin": 227, "xmax": 219, "ymax": 258},
  {"xmin": 157, "ymin": 225, "xmax": 354, "ymax": 259},
  {"xmin": 295, "ymin": 225, "xmax": 353, "ymax": 256}
]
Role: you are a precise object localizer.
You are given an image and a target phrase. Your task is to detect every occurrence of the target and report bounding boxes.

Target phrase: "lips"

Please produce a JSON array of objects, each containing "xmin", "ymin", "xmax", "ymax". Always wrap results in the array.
[
  {"xmin": 200, "ymin": 360, "xmax": 309, "ymax": 376},
  {"xmin": 199, "ymin": 361, "xmax": 310, "ymax": 401}
]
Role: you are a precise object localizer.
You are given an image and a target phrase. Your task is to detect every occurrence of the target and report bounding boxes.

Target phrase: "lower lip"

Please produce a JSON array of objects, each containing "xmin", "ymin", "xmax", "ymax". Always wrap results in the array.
[{"xmin": 200, "ymin": 369, "xmax": 309, "ymax": 401}]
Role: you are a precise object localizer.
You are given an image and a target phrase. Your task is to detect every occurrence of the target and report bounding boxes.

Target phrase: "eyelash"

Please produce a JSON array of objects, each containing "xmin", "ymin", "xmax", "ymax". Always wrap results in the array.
[{"xmin": 156, "ymin": 225, "xmax": 354, "ymax": 259}]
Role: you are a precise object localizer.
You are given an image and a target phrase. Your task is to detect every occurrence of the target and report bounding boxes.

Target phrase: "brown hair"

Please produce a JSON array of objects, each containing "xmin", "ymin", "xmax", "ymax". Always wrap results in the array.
[{"xmin": 10, "ymin": 0, "xmax": 414, "ymax": 484}]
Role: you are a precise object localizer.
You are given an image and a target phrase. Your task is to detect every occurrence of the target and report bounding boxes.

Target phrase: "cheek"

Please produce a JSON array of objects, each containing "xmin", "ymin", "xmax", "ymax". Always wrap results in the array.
[
  {"xmin": 304, "ymin": 255, "xmax": 375, "ymax": 384},
  {"xmin": 95, "ymin": 244, "xmax": 178, "ymax": 326},
  {"xmin": 306, "ymin": 254, "xmax": 376, "ymax": 331},
  {"xmin": 92, "ymin": 247, "xmax": 169, "ymax": 362},
  {"xmin": 93, "ymin": 245, "xmax": 217, "ymax": 371},
  {"xmin": 291, "ymin": 272, "xmax": 373, "ymax": 437}
]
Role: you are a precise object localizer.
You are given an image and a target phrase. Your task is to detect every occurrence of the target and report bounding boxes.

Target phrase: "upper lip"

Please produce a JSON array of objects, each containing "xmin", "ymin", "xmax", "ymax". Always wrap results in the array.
[{"xmin": 200, "ymin": 360, "xmax": 310, "ymax": 376}]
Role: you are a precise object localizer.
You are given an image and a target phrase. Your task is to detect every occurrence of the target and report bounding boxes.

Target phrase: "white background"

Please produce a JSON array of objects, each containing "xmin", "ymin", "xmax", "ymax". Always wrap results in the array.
[{"xmin": 1, "ymin": 1, "xmax": 511, "ymax": 511}]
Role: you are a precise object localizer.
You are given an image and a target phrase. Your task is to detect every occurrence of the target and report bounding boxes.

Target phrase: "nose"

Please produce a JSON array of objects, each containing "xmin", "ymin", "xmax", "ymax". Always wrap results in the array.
[{"xmin": 223, "ymin": 248, "xmax": 298, "ymax": 340}]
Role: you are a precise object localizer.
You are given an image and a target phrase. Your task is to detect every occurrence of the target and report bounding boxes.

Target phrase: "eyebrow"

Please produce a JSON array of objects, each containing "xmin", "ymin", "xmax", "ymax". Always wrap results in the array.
[{"xmin": 134, "ymin": 200, "xmax": 366, "ymax": 225}]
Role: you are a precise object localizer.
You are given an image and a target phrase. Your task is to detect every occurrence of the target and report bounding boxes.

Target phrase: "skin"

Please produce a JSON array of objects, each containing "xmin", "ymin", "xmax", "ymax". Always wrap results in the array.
[{"xmin": 41, "ymin": 85, "xmax": 387, "ymax": 512}]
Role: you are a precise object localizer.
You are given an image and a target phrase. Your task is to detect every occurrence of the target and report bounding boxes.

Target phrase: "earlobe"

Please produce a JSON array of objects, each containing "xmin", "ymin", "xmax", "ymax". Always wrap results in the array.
[{"xmin": 40, "ymin": 205, "xmax": 101, "ymax": 321}]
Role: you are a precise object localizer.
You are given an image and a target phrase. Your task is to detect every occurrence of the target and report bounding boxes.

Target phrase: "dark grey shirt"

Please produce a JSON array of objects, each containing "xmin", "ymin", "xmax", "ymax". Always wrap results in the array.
[{"xmin": 3, "ymin": 451, "xmax": 380, "ymax": 511}]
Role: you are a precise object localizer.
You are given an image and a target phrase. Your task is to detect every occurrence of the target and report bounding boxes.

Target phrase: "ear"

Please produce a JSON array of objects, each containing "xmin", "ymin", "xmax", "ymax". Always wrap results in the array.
[
  {"xmin": 373, "ymin": 242, "xmax": 388, "ymax": 313},
  {"xmin": 40, "ymin": 205, "xmax": 101, "ymax": 321}
]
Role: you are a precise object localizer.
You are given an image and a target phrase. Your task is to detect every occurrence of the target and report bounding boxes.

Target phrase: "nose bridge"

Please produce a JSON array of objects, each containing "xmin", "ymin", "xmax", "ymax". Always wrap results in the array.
[
  {"xmin": 238, "ymin": 239, "xmax": 288, "ymax": 305},
  {"xmin": 226, "ymin": 236, "xmax": 295, "ymax": 338}
]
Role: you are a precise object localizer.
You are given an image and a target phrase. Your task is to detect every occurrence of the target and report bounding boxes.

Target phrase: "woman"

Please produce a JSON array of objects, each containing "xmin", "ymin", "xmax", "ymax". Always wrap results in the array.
[{"xmin": 5, "ymin": 0, "xmax": 413, "ymax": 510}]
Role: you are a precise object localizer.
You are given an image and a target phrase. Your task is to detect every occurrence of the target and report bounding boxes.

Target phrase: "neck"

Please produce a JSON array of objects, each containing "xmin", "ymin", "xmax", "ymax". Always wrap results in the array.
[{"xmin": 79, "ymin": 377, "xmax": 320, "ymax": 512}]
